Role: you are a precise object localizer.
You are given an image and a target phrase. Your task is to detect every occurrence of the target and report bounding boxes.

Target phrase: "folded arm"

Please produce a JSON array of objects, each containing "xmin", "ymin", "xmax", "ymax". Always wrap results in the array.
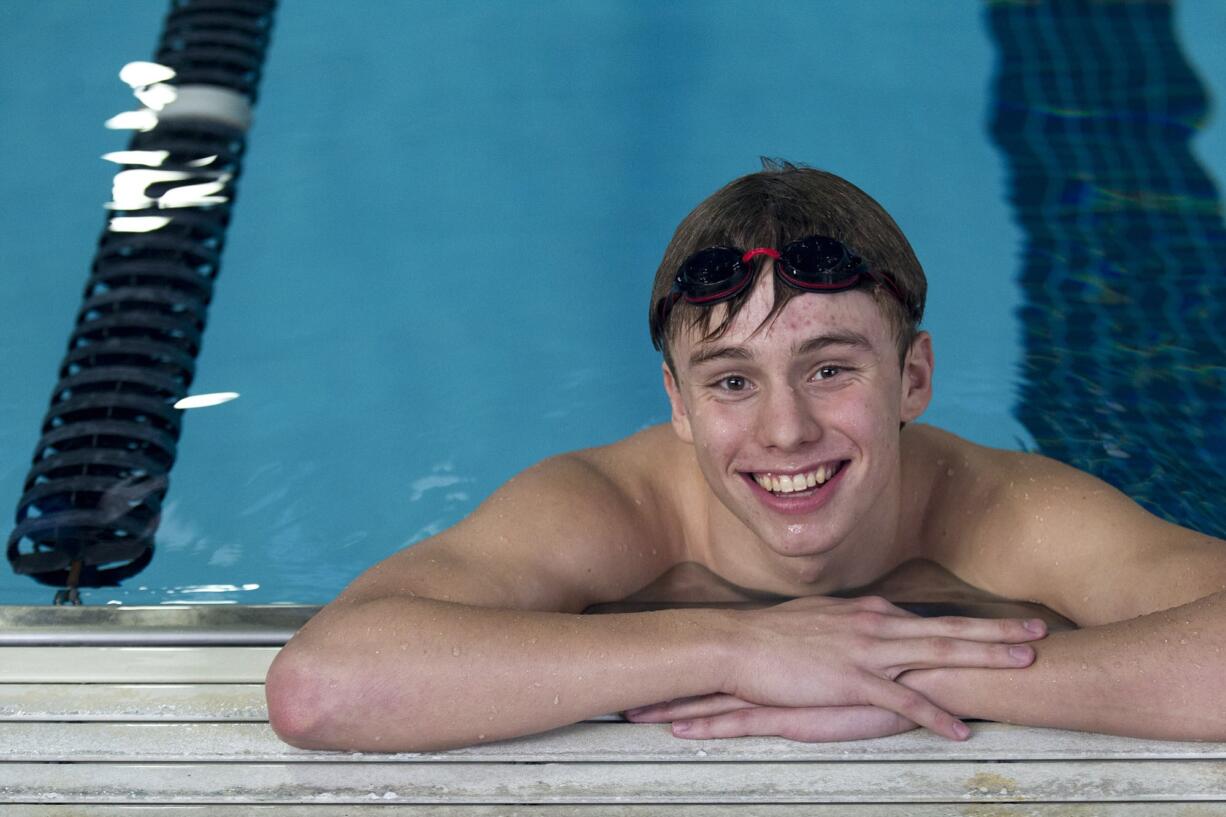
[
  {"xmin": 267, "ymin": 594, "xmax": 735, "ymax": 752},
  {"xmin": 266, "ymin": 450, "xmax": 734, "ymax": 752},
  {"xmin": 628, "ymin": 589, "xmax": 1226, "ymax": 742},
  {"xmin": 906, "ymin": 446, "xmax": 1226, "ymax": 740},
  {"xmin": 905, "ymin": 588, "xmax": 1226, "ymax": 740}
]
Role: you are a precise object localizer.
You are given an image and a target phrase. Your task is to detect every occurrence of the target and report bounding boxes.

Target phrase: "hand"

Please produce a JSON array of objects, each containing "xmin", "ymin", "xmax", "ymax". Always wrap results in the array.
[
  {"xmin": 625, "ymin": 692, "xmax": 919, "ymax": 742},
  {"xmin": 717, "ymin": 595, "xmax": 1045, "ymax": 740}
]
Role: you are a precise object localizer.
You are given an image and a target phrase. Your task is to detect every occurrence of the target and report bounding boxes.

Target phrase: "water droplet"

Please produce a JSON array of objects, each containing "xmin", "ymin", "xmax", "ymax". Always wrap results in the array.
[
  {"xmin": 452, "ymin": 646, "xmax": 461, "ymax": 656},
  {"xmin": 553, "ymin": 695, "xmax": 560, "ymax": 705}
]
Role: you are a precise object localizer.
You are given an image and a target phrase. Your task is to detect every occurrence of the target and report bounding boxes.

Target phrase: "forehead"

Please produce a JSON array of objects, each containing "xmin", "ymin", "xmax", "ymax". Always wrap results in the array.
[{"xmin": 673, "ymin": 272, "xmax": 894, "ymax": 365}]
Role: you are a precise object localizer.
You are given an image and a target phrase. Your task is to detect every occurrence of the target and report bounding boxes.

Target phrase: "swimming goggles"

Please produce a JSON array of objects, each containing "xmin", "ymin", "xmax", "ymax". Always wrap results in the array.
[{"xmin": 653, "ymin": 235, "xmax": 913, "ymax": 336}]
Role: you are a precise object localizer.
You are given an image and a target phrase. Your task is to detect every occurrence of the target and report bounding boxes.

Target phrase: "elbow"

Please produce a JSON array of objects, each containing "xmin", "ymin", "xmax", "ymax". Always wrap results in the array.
[{"xmin": 265, "ymin": 647, "xmax": 336, "ymax": 750}]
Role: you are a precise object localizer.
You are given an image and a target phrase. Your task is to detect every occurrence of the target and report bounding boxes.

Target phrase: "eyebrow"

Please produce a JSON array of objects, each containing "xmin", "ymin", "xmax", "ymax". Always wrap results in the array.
[
  {"xmin": 687, "ymin": 331, "xmax": 874, "ymax": 369},
  {"xmin": 795, "ymin": 331, "xmax": 874, "ymax": 357}
]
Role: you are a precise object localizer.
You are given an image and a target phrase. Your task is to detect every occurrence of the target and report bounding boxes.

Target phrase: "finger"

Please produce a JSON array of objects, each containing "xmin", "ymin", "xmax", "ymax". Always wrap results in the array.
[
  {"xmin": 865, "ymin": 677, "xmax": 969, "ymax": 741},
  {"xmin": 673, "ymin": 705, "xmax": 916, "ymax": 742},
  {"xmin": 850, "ymin": 595, "xmax": 915, "ymax": 616},
  {"xmin": 672, "ymin": 706, "xmax": 799, "ymax": 739},
  {"xmin": 873, "ymin": 613, "xmax": 1047, "ymax": 643},
  {"xmin": 624, "ymin": 694, "xmax": 755, "ymax": 723},
  {"xmin": 886, "ymin": 637, "xmax": 1036, "ymax": 674}
]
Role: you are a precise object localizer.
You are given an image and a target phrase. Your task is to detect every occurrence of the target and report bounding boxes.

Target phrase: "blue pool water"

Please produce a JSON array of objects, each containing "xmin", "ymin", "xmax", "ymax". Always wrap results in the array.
[{"xmin": 2, "ymin": 1, "xmax": 1224, "ymax": 606}]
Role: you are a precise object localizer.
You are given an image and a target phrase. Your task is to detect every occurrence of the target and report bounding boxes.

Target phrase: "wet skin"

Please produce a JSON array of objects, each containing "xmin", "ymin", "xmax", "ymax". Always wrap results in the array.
[{"xmin": 660, "ymin": 264, "xmax": 935, "ymax": 593}]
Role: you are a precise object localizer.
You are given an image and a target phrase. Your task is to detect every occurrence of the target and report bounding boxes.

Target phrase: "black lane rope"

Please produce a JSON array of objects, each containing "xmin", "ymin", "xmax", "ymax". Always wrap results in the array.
[{"xmin": 7, "ymin": 0, "xmax": 277, "ymax": 604}]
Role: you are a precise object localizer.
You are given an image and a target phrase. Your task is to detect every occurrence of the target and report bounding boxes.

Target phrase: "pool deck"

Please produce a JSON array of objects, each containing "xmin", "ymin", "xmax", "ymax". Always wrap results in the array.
[{"xmin": 3, "ymin": 607, "xmax": 1226, "ymax": 813}]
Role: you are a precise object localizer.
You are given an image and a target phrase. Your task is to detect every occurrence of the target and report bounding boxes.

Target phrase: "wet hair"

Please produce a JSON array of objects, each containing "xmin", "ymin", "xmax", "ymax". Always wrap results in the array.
[{"xmin": 649, "ymin": 159, "xmax": 926, "ymax": 371}]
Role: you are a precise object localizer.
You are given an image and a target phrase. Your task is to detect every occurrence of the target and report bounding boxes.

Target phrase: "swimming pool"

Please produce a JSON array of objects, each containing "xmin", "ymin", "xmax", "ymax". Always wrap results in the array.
[{"xmin": 2, "ymin": 0, "xmax": 1224, "ymax": 606}]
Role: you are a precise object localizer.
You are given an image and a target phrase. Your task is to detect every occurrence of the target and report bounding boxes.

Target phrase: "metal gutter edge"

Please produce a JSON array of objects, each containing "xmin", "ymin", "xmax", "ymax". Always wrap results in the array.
[{"xmin": 0, "ymin": 604, "xmax": 320, "ymax": 646}]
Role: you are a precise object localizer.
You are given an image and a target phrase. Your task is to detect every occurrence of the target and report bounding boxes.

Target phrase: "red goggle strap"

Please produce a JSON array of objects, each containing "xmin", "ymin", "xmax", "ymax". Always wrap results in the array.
[{"xmin": 742, "ymin": 247, "xmax": 781, "ymax": 263}]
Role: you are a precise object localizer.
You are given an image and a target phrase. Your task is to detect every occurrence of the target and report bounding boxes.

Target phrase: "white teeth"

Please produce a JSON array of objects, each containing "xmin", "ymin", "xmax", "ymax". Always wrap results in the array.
[{"xmin": 754, "ymin": 463, "xmax": 841, "ymax": 495}]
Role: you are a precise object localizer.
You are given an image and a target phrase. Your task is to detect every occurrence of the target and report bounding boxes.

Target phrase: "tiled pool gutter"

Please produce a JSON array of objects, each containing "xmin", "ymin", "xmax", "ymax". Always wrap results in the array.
[{"xmin": 3, "ymin": 604, "xmax": 1226, "ymax": 812}]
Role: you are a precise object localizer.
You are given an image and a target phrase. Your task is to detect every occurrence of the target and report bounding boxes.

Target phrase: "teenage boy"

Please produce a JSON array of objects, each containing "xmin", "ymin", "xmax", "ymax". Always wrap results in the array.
[{"xmin": 266, "ymin": 164, "xmax": 1226, "ymax": 751}]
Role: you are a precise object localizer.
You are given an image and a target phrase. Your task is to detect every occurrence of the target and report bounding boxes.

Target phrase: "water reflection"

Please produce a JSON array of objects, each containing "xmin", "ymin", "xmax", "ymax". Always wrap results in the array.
[
  {"xmin": 107, "ymin": 215, "xmax": 172, "ymax": 233},
  {"xmin": 103, "ymin": 109, "xmax": 159, "ymax": 132},
  {"xmin": 119, "ymin": 61, "xmax": 176, "ymax": 87},
  {"xmin": 102, "ymin": 150, "xmax": 170, "ymax": 167},
  {"xmin": 988, "ymin": 0, "xmax": 1226, "ymax": 536}
]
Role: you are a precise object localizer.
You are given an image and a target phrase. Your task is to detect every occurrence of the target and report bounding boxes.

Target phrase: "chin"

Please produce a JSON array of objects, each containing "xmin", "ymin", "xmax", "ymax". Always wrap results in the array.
[
  {"xmin": 766, "ymin": 526, "xmax": 843, "ymax": 560},
  {"xmin": 771, "ymin": 544, "xmax": 837, "ymax": 585}
]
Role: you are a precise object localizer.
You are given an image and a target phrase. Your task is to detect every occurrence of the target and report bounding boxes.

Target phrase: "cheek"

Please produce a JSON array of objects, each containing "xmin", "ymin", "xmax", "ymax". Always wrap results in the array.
[
  {"xmin": 832, "ymin": 387, "xmax": 897, "ymax": 446},
  {"xmin": 689, "ymin": 407, "xmax": 750, "ymax": 457}
]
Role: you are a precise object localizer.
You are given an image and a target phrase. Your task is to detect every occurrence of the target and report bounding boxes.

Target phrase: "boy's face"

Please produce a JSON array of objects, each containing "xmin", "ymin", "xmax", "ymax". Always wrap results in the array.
[{"xmin": 662, "ymin": 267, "xmax": 933, "ymax": 564}]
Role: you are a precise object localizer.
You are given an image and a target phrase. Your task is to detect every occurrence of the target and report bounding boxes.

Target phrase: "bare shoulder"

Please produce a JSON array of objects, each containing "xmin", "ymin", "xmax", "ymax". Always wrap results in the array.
[
  {"xmin": 336, "ymin": 424, "xmax": 687, "ymax": 614},
  {"xmin": 908, "ymin": 424, "xmax": 1226, "ymax": 626}
]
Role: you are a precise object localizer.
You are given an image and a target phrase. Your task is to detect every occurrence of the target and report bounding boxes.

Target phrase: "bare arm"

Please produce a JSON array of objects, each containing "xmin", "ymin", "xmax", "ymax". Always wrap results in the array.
[
  {"xmin": 268, "ymin": 594, "xmax": 734, "ymax": 751},
  {"xmin": 906, "ymin": 588, "xmax": 1226, "ymax": 740},
  {"xmin": 903, "ymin": 447, "xmax": 1226, "ymax": 739},
  {"xmin": 266, "ymin": 449, "xmax": 713, "ymax": 752},
  {"xmin": 270, "ymin": 589, "xmax": 1043, "ymax": 751}
]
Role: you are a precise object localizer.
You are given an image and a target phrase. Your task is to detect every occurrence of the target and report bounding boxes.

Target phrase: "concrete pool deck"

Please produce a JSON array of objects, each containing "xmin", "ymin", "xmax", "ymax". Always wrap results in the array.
[{"xmin": 3, "ymin": 606, "xmax": 1226, "ymax": 812}]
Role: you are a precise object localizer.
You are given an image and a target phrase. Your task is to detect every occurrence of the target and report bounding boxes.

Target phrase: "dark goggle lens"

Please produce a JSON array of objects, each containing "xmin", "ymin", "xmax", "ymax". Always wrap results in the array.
[
  {"xmin": 781, "ymin": 236, "xmax": 864, "ymax": 285},
  {"xmin": 677, "ymin": 246, "xmax": 748, "ymax": 300}
]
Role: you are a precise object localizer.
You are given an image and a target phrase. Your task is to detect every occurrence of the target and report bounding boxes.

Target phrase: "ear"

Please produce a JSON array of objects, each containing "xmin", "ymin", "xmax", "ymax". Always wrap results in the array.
[
  {"xmin": 661, "ymin": 361, "xmax": 694, "ymax": 444},
  {"xmin": 899, "ymin": 331, "xmax": 934, "ymax": 423}
]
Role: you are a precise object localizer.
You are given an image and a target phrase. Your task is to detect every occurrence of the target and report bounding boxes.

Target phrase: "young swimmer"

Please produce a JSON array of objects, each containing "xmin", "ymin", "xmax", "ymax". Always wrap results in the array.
[{"xmin": 265, "ymin": 162, "xmax": 1226, "ymax": 751}]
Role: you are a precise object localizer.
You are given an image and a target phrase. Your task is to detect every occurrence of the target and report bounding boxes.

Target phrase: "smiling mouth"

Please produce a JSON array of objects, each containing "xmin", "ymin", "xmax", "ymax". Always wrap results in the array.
[{"xmin": 748, "ymin": 461, "xmax": 848, "ymax": 496}]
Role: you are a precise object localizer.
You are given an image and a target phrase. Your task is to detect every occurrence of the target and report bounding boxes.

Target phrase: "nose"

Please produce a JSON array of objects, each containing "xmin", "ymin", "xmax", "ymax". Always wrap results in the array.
[{"xmin": 754, "ymin": 383, "xmax": 821, "ymax": 452}]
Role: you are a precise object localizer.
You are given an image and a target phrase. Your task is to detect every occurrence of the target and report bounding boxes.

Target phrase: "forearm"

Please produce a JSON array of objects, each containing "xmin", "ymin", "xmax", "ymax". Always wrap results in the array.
[
  {"xmin": 904, "ymin": 590, "xmax": 1226, "ymax": 740},
  {"xmin": 266, "ymin": 595, "xmax": 734, "ymax": 752}
]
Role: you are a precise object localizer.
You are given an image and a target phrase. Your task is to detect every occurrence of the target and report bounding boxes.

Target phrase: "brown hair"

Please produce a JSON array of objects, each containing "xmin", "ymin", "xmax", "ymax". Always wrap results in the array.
[{"xmin": 649, "ymin": 159, "xmax": 926, "ymax": 370}]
